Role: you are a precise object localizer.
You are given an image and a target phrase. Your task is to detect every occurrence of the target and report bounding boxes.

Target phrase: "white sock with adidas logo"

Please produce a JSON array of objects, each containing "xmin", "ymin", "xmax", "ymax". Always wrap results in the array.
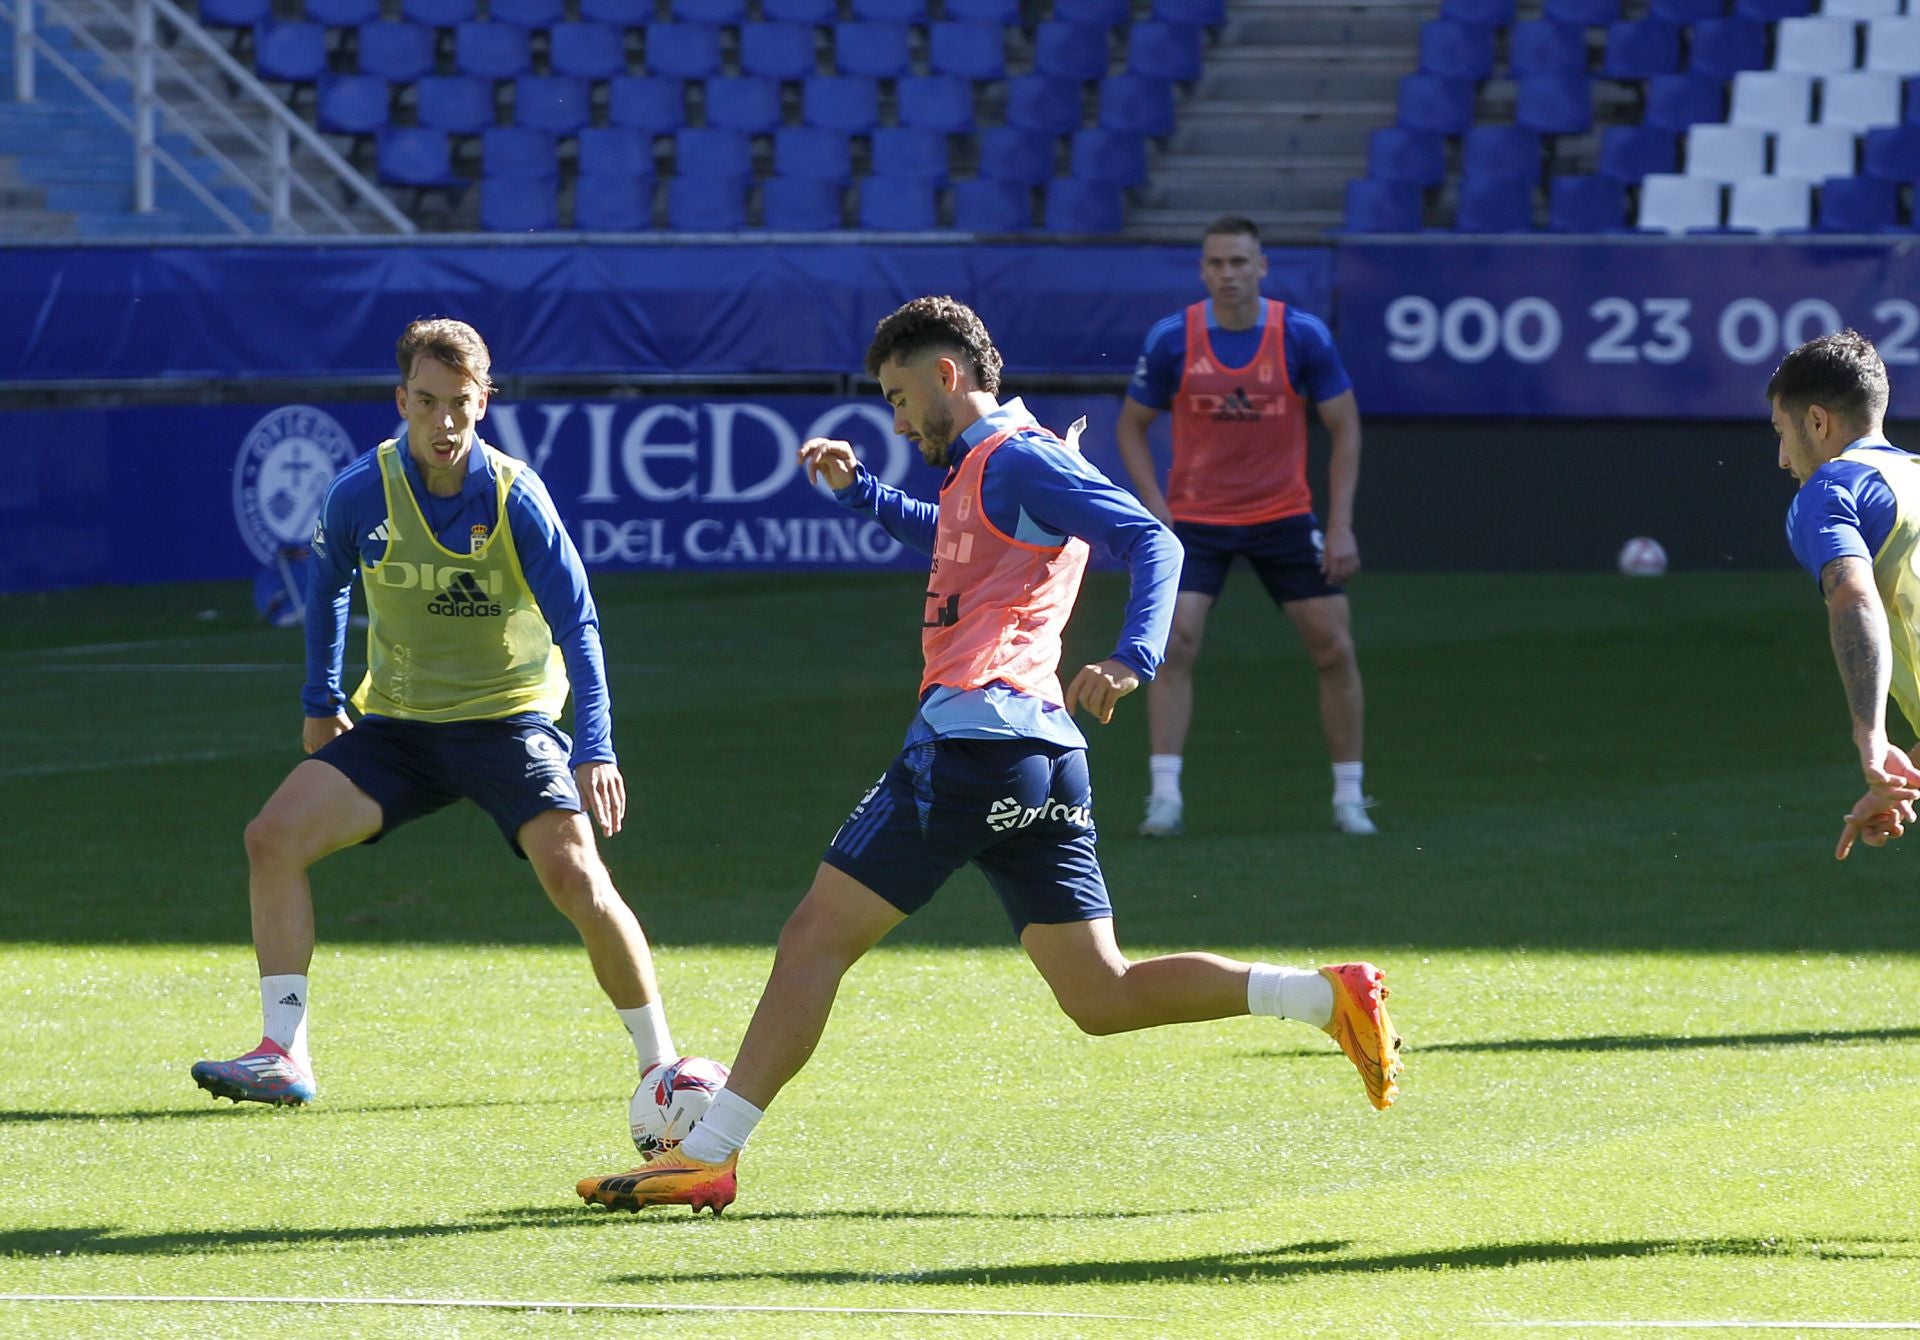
[{"xmin": 260, "ymin": 974, "xmax": 311, "ymax": 1072}]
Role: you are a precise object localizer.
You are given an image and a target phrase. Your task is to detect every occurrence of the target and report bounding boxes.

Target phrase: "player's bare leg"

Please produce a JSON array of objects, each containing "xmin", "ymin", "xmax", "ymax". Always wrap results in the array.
[
  {"xmin": 522, "ymin": 808, "xmax": 659, "ymax": 1011},
  {"xmin": 1285, "ymin": 594, "xmax": 1373, "ymax": 834},
  {"xmin": 191, "ymin": 759, "xmax": 379, "ymax": 1104},
  {"xmin": 1142, "ymin": 592, "xmax": 1214, "ymax": 836}
]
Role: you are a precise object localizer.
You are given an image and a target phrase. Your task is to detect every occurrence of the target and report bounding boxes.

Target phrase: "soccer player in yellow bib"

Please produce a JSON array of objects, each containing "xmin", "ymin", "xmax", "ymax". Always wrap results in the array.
[
  {"xmin": 191, "ymin": 319, "xmax": 679, "ymax": 1108},
  {"xmin": 1770, "ymin": 329, "xmax": 1920, "ymax": 859}
]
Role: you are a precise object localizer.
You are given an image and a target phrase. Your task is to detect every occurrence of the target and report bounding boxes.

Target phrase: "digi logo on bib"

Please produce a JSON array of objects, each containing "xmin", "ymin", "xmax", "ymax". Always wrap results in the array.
[{"xmin": 233, "ymin": 406, "xmax": 358, "ymax": 564}]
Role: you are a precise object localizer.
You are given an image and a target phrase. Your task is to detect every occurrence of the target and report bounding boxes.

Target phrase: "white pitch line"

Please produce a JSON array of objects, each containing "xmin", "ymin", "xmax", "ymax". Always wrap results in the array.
[
  {"xmin": 0, "ymin": 1292, "xmax": 1158, "ymax": 1322},
  {"xmin": 1487, "ymin": 1323, "xmax": 1920, "ymax": 1331}
]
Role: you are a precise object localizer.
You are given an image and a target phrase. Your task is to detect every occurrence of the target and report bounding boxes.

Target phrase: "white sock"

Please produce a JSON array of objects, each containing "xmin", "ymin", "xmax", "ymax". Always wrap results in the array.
[
  {"xmin": 680, "ymin": 1088, "xmax": 763, "ymax": 1163},
  {"xmin": 260, "ymin": 974, "xmax": 310, "ymax": 1069},
  {"xmin": 1247, "ymin": 964, "xmax": 1333, "ymax": 1029},
  {"xmin": 1332, "ymin": 761, "xmax": 1365, "ymax": 806},
  {"xmin": 1149, "ymin": 754, "xmax": 1184, "ymax": 801},
  {"xmin": 617, "ymin": 1001, "xmax": 675, "ymax": 1074}
]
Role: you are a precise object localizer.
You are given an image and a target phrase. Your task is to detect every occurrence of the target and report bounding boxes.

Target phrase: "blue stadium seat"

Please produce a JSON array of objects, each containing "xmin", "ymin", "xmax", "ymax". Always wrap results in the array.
[
  {"xmin": 773, "ymin": 126, "xmax": 853, "ymax": 181},
  {"xmin": 1731, "ymin": 0, "xmax": 1811, "ymax": 19},
  {"xmin": 1454, "ymin": 175, "xmax": 1535, "ymax": 231},
  {"xmin": 1688, "ymin": 18, "xmax": 1767, "ymax": 78},
  {"xmin": 1515, "ymin": 71, "xmax": 1593, "ymax": 134},
  {"xmin": 1396, "ymin": 74, "xmax": 1475, "ymax": 135},
  {"xmin": 1816, "ymin": 175, "xmax": 1899, "ymax": 232},
  {"xmin": 1597, "ymin": 124, "xmax": 1677, "ymax": 180},
  {"xmin": 1043, "ymin": 177, "xmax": 1125, "ymax": 232},
  {"xmin": 416, "ymin": 75, "xmax": 494, "ymax": 133},
  {"xmin": 835, "ymin": 22, "xmax": 912, "ymax": 78},
  {"xmin": 1366, "ymin": 127, "xmax": 1446, "ymax": 185},
  {"xmin": 1343, "ymin": 177, "xmax": 1424, "ymax": 231},
  {"xmin": 943, "ymin": 0, "xmax": 1020, "ymax": 21},
  {"xmin": 454, "ymin": 23, "xmax": 531, "ymax": 80},
  {"xmin": 580, "ymin": 0, "xmax": 649, "ymax": 22},
  {"xmin": 202, "ymin": 0, "xmax": 270, "ymax": 25},
  {"xmin": 1643, "ymin": 72, "xmax": 1724, "ymax": 131},
  {"xmin": 1035, "ymin": 22, "xmax": 1112, "ymax": 83},
  {"xmin": 317, "ymin": 75, "xmax": 391, "ymax": 133},
  {"xmin": 740, "ymin": 23, "xmax": 817, "ymax": 81},
  {"xmin": 1057, "ymin": 0, "xmax": 1132, "ymax": 24},
  {"xmin": 1126, "ymin": 22, "xmax": 1202, "ymax": 82},
  {"xmin": 1097, "ymin": 73, "xmax": 1174, "ymax": 137},
  {"xmin": 514, "ymin": 76, "xmax": 590, "ymax": 133},
  {"xmin": 401, "ymin": 0, "xmax": 475, "ymax": 25},
  {"xmin": 851, "ymin": 0, "xmax": 929, "ymax": 20},
  {"xmin": 1865, "ymin": 125, "xmax": 1920, "ymax": 180},
  {"xmin": 668, "ymin": 176, "xmax": 747, "ymax": 229},
  {"xmin": 1542, "ymin": 0, "xmax": 1618, "ymax": 23},
  {"xmin": 763, "ymin": 0, "xmax": 838, "ymax": 21},
  {"xmin": 376, "ymin": 126, "xmax": 458, "ymax": 184},
  {"xmin": 761, "ymin": 177, "xmax": 845, "ymax": 230},
  {"xmin": 1651, "ymin": 0, "xmax": 1728, "ymax": 19},
  {"xmin": 578, "ymin": 125, "xmax": 655, "ymax": 175},
  {"xmin": 550, "ymin": 23, "xmax": 629, "ymax": 80},
  {"xmin": 951, "ymin": 178, "xmax": 1032, "ymax": 230},
  {"xmin": 1440, "ymin": 0, "xmax": 1515, "ymax": 24},
  {"xmin": 1508, "ymin": 20, "xmax": 1587, "ymax": 75},
  {"xmin": 1069, "ymin": 127, "xmax": 1146, "ymax": 185},
  {"xmin": 675, "ymin": 127, "xmax": 754, "ymax": 177},
  {"xmin": 482, "ymin": 175, "xmax": 558, "ymax": 230},
  {"xmin": 1600, "ymin": 18, "xmax": 1681, "ymax": 80},
  {"xmin": 898, "ymin": 76, "xmax": 976, "ymax": 132},
  {"xmin": 609, "ymin": 76, "xmax": 686, "ymax": 132},
  {"xmin": 1546, "ymin": 173, "xmax": 1627, "ymax": 231},
  {"xmin": 1006, "ymin": 75, "xmax": 1084, "ymax": 135},
  {"xmin": 704, "ymin": 77, "xmax": 783, "ymax": 133},
  {"xmin": 1462, "ymin": 124, "xmax": 1542, "ymax": 181},
  {"xmin": 1419, "ymin": 20, "xmax": 1496, "ymax": 81},
  {"xmin": 358, "ymin": 23, "xmax": 435, "ymax": 81},
  {"xmin": 928, "ymin": 23, "xmax": 1007, "ymax": 80},
  {"xmin": 305, "ymin": 0, "xmax": 380, "ymax": 24},
  {"xmin": 672, "ymin": 0, "xmax": 748, "ymax": 22},
  {"xmin": 647, "ymin": 24, "xmax": 723, "ymax": 78},
  {"xmin": 255, "ymin": 22, "xmax": 328, "ymax": 82},
  {"xmin": 575, "ymin": 173, "xmax": 654, "ymax": 229},
  {"xmin": 871, "ymin": 127, "xmax": 951, "ymax": 183},
  {"xmin": 802, "ymin": 76, "xmax": 880, "ymax": 130},
  {"xmin": 977, "ymin": 126, "xmax": 1058, "ymax": 184},
  {"xmin": 491, "ymin": 0, "xmax": 564, "ymax": 26},
  {"xmin": 1152, "ymin": 0, "xmax": 1228, "ymax": 25},
  {"xmin": 483, "ymin": 126, "xmax": 558, "ymax": 177},
  {"xmin": 858, "ymin": 178, "xmax": 941, "ymax": 230}
]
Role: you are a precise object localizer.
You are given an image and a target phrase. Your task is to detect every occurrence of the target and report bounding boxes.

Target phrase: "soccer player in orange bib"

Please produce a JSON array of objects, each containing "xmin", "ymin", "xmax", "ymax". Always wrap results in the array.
[
  {"xmin": 1116, "ymin": 216, "xmax": 1374, "ymax": 838},
  {"xmin": 574, "ymin": 296, "xmax": 1401, "ymax": 1216}
]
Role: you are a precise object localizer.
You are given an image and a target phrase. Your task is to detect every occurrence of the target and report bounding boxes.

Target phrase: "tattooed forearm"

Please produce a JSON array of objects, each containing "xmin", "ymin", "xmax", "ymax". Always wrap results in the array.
[{"xmin": 1824, "ymin": 558, "xmax": 1892, "ymax": 737}]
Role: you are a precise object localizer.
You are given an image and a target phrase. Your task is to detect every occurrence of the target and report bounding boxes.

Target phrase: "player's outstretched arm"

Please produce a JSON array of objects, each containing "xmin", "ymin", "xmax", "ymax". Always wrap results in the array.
[
  {"xmin": 576, "ymin": 760, "xmax": 626, "ymax": 838},
  {"xmin": 1065, "ymin": 658, "xmax": 1141, "ymax": 725},
  {"xmin": 303, "ymin": 712, "xmax": 352, "ymax": 754},
  {"xmin": 1820, "ymin": 556, "xmax": 1920, "ymax": 799}
]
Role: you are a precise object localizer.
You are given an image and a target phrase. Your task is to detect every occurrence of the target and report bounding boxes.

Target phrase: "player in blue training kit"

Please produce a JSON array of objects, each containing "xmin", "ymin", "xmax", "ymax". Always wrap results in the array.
[
  {"xmin": 191, "ymin": 318, "xmax": 679, "ymax": 1110},
  {"xmin": 575, "ymin": 296, "xmax": 1402, "ymax": 1216},
  {"xmin": 1770, "ymin": 328, "xmax": 1920, "ymax": 859}
]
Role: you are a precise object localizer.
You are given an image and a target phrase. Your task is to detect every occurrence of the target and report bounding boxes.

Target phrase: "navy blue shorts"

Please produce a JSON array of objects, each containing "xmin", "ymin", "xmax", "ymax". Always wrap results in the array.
[
  {"xmin": 311, "ymin": 713, "xmax": 581, "ymax": 858},
  {"xmin": 1175, "ymin": 514, "xmax": 1344, "ymax": 605},
  {"xmin": 823, "ymin": 736, "xmax": 1113, "ymax": 935}
]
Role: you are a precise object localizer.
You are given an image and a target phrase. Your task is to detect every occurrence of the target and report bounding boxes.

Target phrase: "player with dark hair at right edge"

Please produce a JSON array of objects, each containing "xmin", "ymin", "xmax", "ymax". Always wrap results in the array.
[{"xmin": 575, "ymin": 295, "xmax": 1403, "ymax": 1216}]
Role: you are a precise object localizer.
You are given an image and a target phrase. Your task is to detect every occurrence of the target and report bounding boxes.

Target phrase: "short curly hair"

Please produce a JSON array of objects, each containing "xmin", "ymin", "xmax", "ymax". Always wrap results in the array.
[
  {"xmin": 1766, "ymin": 328, "xmax": 1888, "ymax": 426},
  {"xmin": 865, "ymin": 296, "xmax": 1003, "ymax": 394},
  {"xmin": 396, "ymin": 317, "xmax": 495, "ymax": 392}
]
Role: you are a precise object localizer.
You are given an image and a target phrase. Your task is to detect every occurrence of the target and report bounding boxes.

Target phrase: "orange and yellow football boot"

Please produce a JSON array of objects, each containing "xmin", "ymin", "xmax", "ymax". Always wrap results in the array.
[
  {"xmin": 1319, "ymin": 962, "xmax": 1403, "ymax": 1110},
  {"xmin": 576, "ymin": 1148, "xmax": 738, "ymax": 1216}
]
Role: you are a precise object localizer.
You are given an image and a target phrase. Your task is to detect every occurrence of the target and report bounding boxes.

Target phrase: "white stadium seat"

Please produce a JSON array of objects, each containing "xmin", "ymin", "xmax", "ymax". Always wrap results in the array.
[
  {"xmin": 1638, "ymin": 173, "xmax": 1723, "ymax": 232},
  {"xmin": 1775, "ymin": 16, "xmax": 1860, "ymax": 72},
  {"xmin": 1773, "ymin": 124, "xmax": 1858, "ymax": 177},
  {"xmin": 1863, "ymin": 17, "xmax": 1920, "ymax": 73},
  {"xmin": 1820, "ymin": 70, "xmax": 1903, "ymax": 128},
  {"xmin": 1820, "ymin": 0, "xmax": 1900, "ymax": 20},
  {"xmin": 1728, "ymin": 175, "xmax": 1812, "ymax": 232},
  {"xmin": 1686, "ymin": 123, "xmax": 1770, "ymax": 179},
  {"xmin": 1729, "ymin": 71, "xmax": 1815, "ymax": 130}
]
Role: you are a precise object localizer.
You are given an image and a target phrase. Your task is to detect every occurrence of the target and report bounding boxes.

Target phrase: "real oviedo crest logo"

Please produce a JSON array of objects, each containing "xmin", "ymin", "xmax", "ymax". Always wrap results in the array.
[{"xmin": 232, "ymin": 406, "xmax": 358, "ymax": 564}]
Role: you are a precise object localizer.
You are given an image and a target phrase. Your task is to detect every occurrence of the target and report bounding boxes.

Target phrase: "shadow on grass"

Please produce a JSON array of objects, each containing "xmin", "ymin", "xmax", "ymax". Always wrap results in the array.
[
  {"xmin": 611, "ymin": 1235, "xmax": 1919, "ymax": 1289},
  {"xmin": 1248, "ymin": 1023, "xmax": 1920, "ymax": 1061}
]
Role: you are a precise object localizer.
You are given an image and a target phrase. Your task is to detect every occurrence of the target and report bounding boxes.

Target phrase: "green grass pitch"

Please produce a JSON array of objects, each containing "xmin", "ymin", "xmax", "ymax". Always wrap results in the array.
[{"xmin": 1, "ymin": 569, "xmax": 1916, "ymax": 1339}]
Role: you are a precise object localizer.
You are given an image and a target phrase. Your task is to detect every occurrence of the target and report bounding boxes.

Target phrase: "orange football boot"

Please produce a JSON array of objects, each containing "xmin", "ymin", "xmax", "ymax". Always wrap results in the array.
[
  {"xmin": 1319, "ymin": 961, "xmax": 1403, "ymax": 1110},
  {"xmin": 576, "ymin": 1148, "xmax": 738, "ymax": 1216}
]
